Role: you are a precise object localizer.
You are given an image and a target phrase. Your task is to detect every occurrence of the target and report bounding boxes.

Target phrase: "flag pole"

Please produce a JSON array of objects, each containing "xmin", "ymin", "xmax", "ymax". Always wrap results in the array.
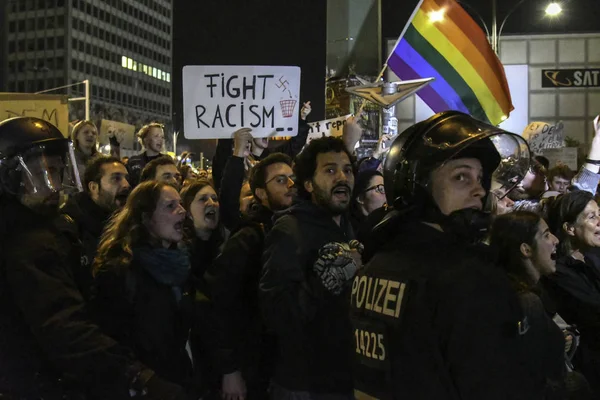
[{"xmin": 355, "ymin": 0, "xmax": 426, "ymax": 116}]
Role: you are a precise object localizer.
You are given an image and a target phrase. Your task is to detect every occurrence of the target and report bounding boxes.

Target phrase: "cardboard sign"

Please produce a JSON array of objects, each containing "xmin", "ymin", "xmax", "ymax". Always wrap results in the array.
[
  {"xmin": 521, "ymin": 121, "xmax": 564, "ymax": 155},
  {"xmin": 541, "ymin": 147, "xmax": 578, "ymax": 171},
  {"xmin": 99, "ymin": 119, "xmax": 136, "ymax": 149},
  {"xmin": 307, "ymin": 114, "xmax": 352, "ymax": 143},
  {"xmin": 0, "ymin": 93, "xmax": 69, "ymax": 137},
  {"xmin": 183, "ymin": 65, "xmax": 301, "ymax": 139}
]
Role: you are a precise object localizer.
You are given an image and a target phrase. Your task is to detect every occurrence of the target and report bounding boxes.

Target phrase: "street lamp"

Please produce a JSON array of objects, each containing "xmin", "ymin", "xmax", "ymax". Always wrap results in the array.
[{"xmin": 545, "ymin": 2, "xmax": 562, "ymax": 16}]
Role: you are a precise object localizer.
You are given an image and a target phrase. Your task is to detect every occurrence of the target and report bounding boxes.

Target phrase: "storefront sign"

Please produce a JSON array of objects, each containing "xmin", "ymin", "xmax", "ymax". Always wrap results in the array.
[{"xmin": 542, "ymin": 69, "xmax": 600, "ymax": 88}]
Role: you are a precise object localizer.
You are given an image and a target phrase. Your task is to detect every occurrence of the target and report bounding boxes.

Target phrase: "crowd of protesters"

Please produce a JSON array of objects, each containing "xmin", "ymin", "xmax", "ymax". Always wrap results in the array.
[{"xmin": 2, "ymin": 107, "xmax": 600, "ymax": 400}]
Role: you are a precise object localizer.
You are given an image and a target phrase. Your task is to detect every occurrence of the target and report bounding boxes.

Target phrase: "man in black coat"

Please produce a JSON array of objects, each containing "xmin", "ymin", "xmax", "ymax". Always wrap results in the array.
[
  {"xmin": 206, "ymin": 152, "xmax": 296, "ymax": 399},
  {"xmin": 59, "ymin": 156, "xmax": 131, "ymax": 300},
  {"xmin": 260, "ymin": 137, "xmax": 360, "ymax": 399},
  {"xmin": 351, "ymin": 111, "xmax": 542, "ymax": 400},
  {"xmin": 0, "ymin": 117, "xmax": 185, "ymax": 399}
]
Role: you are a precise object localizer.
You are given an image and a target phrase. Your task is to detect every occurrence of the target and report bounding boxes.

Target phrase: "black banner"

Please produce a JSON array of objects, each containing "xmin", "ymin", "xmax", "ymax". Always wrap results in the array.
[{"xmin": 542, "ymin": 69, "xmax": 600, "ymax": 88}]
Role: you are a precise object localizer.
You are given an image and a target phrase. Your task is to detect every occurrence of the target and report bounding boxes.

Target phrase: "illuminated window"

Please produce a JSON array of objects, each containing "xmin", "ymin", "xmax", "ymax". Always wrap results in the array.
[
  {"xmin": 152, "ymin": 67, "xmax": 157, "ymax": 78},
  {"xmin": 122, "ymin": 56, "xmax": 127, "ymax": 68},
  {"xmin": 166, "ymin": 73, "xmax": 170, "ymax": 83},
  {"xmin": 127, "ymin": 58, "xmax": 133, "ymax": 70},
  {"xmin": 132, "ymin": 61, "xmax": 137, "ymax": 71}
]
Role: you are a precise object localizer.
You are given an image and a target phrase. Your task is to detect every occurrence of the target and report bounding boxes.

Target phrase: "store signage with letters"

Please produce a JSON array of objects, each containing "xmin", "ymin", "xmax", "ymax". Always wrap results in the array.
[{"xmin": 542, "ymin": 69, "xmax": 600, "ymax": 88}]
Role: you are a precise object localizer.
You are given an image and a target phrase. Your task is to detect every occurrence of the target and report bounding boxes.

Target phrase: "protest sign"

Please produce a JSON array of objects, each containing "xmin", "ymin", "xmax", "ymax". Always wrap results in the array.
[
  {"xmin": 0, "ymin": 93, "xmax": 69, "ymax": 137},
  {"xmin": 183, "ymin": 65, "xmax": 301, "ymax": 139},
  {"xmin": 306, "ymin": 114, "xmax": 352, "ymax": 143},
  {"xmin": 521, "ymin": 121, "xmax": 564, "ymax": 155},
  {"xmin": 541, "ymin": 147, "xmax": 578, "ymax": 171},
  {"xmin": 99, "ymin": 119, "xmax": 136, "ymax": 149}
]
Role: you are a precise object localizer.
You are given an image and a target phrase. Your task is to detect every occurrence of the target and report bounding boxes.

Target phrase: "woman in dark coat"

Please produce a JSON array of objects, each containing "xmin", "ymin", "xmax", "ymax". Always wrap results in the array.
[
  {"xmin": 92, "ymin": 181, "xmax": 200, "ymax": 399},
  {"xmin": 491, "ymin": 211, "xmax": 591, "ymax": 399},
  {"xmin": 180, "ymin": 180, "xmax": 237, "ymax": 399},
  {"xmin": 545, "ymin": 190, "xmax": 600, "ymax": 396}
]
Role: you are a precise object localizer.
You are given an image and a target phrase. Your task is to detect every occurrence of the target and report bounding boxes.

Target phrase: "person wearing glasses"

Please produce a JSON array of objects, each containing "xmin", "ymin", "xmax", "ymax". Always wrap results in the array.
[
  {"xmin": 350, "ymin": 170, "xmax": 387, "ymax": 233},
  {"xmin": 204, "ymin": 153, "xmax": 297, "ymax": 400}
]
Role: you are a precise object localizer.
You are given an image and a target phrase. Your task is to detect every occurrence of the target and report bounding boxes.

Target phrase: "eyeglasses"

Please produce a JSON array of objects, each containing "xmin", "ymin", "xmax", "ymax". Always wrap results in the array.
[
  {"xmin": 265, "ymin": 174, "xmax": 296, "ymax": 186},
  {"xmin": 364, "ymin": 184, "xmax": 385, "ymax": 195}
]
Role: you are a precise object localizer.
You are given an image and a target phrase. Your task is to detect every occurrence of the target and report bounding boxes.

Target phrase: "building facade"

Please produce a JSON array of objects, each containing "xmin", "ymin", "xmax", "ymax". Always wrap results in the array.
[{"xmin": 3, "ymin": 0, "xmax": 172, "ymax": 131}]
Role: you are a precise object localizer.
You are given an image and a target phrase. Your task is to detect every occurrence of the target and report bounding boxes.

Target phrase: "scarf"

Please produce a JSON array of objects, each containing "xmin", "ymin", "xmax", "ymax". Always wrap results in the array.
[{"xmin": 134, "ymin": 246, "xmax": 190, "ymax": 302}]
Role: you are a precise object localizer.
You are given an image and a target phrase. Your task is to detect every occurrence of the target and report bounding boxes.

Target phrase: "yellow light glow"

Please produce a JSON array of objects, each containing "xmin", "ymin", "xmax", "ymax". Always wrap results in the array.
[
  {"xmin": 501, "ymin": 115, "xmax": 508, "ymax": 121},
  {"xmin": 429, "ymin": 9, "xmax": 445, "ymax": 23},
  {"xmin": 121, "ymin": 56, "xmax": 127, "ymax": 68},
  {"xmin": 545, "ymin": 2, "xmax": 562, "ymax": 16}
]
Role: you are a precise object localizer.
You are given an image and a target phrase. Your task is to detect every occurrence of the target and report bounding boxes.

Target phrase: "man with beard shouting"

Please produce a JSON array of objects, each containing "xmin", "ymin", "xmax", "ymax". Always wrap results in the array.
[
  {"xmin": 59, "ymin": 156, "xmax": 131, "ymax": 300},
  {"xmin": 260, "ymin": 137, "xmax": 360, "ymax": 399},
  {"xmin": 206, "ymin": 152, "xmax": 297, "ymax": 400}
]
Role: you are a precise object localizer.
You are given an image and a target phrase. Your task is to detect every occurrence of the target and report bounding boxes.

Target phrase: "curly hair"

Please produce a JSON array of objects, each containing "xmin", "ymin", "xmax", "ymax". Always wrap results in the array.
[
  {"xmin": 93, "ymin": 181, "xmax": 169, "ymax": 275},
  {"xmin": 293, "ymin": 136, "xmax": 354, "ymax": 199}
]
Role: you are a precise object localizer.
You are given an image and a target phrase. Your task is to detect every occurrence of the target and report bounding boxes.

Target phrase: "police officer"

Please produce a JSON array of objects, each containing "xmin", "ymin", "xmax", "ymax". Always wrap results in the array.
[
  {"xmin": 0, "ymin": 117, "xmax": 185, "ymax": 399},
  {"xmin": 351, "ymin": 111, "xmax": 543, "ymax": 400}
]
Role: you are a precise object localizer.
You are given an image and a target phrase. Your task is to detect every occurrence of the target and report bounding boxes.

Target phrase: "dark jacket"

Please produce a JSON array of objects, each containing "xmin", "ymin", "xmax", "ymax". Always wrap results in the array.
[
  {"xmin": 206, "ymin": 204, "xmax": 274, "ymax": 388},
  {"xmin": 186, "ymin": 230, "xmax": 228, "ymax": 393},
  {"xmin": 59, "ymin": 192, "xmax": 111, "ymax": 300},
  {"xmin": 544, "ymin": 253, "xmax": 600, "ymax": 395},
  {"xmin": 515, "ymin": 288, "xmax": 566, "ymax": 398},
  {"xmin": 126, "ymin": 151, "xmax": 165, "ymax": 186},
  {"xmin": 218, "ymin": 155, "xmax": 246, "ymax": 231},
  {"xmin": 260, "ymin": 201, "xmax": 355, "ymax": 394},
  {"xmin": 92, "ymin": 252, "xmax": 199, "ymax": 395},
  {"xmin": 0, "ymin": 199, "xmax": 138, "ymax": 399},
  {"xmin": 351, "ymin": 220, "xmax": 543, "ymax": 400}
]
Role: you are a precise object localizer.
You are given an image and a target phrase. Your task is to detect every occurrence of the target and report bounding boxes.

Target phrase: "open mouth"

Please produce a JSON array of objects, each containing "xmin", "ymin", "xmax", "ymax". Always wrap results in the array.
[
  {"xmin": 551, "ymin": 249, "xmax": 558, "ymax": 260},
  {"xmin": 174, "ymin": 221, "xmax": 184, "ymax": 233},
  {"xmin": 115, "ymin": 192, "xmax": 129, "ymax": 207},
  {"xmin": 205, "ymin": 209, "xmax": 218, "ymax": 221},
  {"xmin": 332, "ymin": 186, "xmax": 350, "ymax": 199}
]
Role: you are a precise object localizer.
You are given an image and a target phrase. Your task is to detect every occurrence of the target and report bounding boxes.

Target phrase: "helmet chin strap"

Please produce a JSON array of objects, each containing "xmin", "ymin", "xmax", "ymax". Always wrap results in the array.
[{"xmin": 420, "ymin": 192, "xmax": 492, "ymax": 245}]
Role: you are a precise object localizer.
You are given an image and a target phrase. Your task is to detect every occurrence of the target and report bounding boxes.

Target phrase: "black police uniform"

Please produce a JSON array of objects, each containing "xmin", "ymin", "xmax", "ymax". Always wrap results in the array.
[{"xmin": 351, "ymin": 219, "xmax": 541, "ymax": 400}]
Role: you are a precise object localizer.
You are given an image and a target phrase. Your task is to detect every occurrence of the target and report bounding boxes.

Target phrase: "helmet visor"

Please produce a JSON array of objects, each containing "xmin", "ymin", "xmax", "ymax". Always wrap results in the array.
[
  {"xmin": 487, "ymin": 133, "xmax": 531, "ymax": 199},
  {"xmin": 17, "ymin": 139, "xmax": 83, "ymax": 197}
]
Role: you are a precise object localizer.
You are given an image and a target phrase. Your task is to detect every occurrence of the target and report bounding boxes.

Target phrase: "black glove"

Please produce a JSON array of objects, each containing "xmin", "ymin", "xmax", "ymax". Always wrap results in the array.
[
  {"xmin": 313, "ymin": 241, "xmax": 362, "ymax": 295},
  {"xmin": 143, "ymin": 375, "xmax": 187, "ymax": 400}
]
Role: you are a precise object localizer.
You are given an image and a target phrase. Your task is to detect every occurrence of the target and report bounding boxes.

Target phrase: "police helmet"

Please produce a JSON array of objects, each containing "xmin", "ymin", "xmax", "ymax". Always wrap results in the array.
[
  {"xmin": 0, "ymin": 117, "xmax": 82, "ymax": 196},
  {"xmin": 384, "ymin": 111, "xmax": 530, "ymax": 209}
]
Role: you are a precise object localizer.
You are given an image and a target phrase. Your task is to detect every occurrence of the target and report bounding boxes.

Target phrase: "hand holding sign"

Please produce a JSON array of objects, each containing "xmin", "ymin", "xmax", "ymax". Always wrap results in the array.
[
  {"xmin": 342, "ymin": 116, "xmax": 363, "ymax": 155},
  {"xmin": 301, "ymin": 101, "xmax": 312, "ymax": 121},
  {"xmin": 233, "ymin": 128, "xmax": 253, "ymax": 158},
  {"xmin": 373, "ymin": 134, "xmax": 393, "ymax": 160}
]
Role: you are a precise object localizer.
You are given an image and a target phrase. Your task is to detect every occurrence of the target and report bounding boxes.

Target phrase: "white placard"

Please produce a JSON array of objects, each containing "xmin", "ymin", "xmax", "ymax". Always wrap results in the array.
[
  {"xmin": 521, "ymin": 121, "xmax": 565, "ymax": 155},
  {"xmin": 183, "ymin": 65, "xmax": 301, "ymax": 139},
  {"xmin": 306, "ymin": 114, "xmax": 352, "ymax": 143}
]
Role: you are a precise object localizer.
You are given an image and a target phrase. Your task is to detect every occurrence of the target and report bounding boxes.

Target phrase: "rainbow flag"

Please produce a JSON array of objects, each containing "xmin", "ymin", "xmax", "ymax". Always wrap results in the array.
[{"xmin": 387, "ymin": 0, "xmax": 513, "ymax": 125}]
